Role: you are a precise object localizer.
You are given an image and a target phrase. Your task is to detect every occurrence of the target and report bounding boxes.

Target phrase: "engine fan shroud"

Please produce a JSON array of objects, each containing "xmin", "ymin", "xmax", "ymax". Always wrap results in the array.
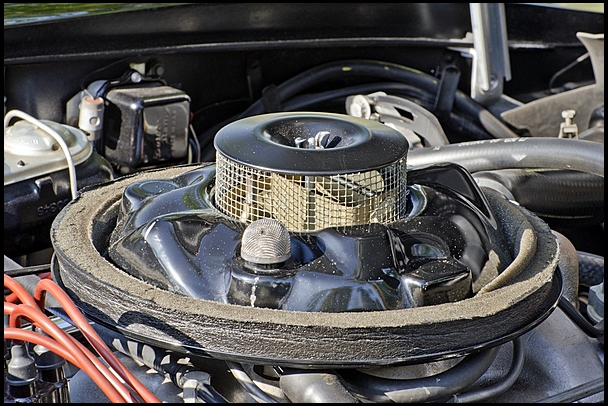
[{"xmin": 51, "ymin": 161, "xmax": 561, "ymax": 367}]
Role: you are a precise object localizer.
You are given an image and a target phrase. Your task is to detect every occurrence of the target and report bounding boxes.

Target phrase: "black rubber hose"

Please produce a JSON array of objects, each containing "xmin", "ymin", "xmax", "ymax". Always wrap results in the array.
[
  {"xmin": 535, "ymin": 377, "xmax": 605, "ymax": 403},
  {"xmin": 472, "ymin": 169, "xmax": 604, "ymax": 227},
  {"xmin": 281, "ymin": 82, "xmax": 432, "ymax": 111},
  {"xmin": 238, "ymin": 59, "xmax": 519, "ymax": 139},
  {"xmin": 444, "ymin": 110, "xmax": 497, "ymax": 142},
  {"xmin": 557, "ymin": 296, "xmax": 604, "ymax": 339},
  {"xmin": 339, "ymin": 346, "xmax": 500, "ymax": 403},
  {"xmin": 282, "ymin": 82, "xmax": 492, "ymax": 142},
  {"xmin": 4, "ymin": 263, "xmax": 51, "ymax": 278},
  {"xmin": 279, "ymin": 369, "xmax": 360, "ymax": 403},
  {"xmin": 451, "ymin": 337, "xmax": 525, "ymax": 403},
  {"xmin": 197, "ymin": 59, "xmax": 515, "ymax": 160},
  {"xmin": 407, "ymin": 138, "xmax": 604, "ymax": 179},
  {"xmin": 225, "ymin": 361, "xmax": 279, "ymax": 403},
  {"xmin": 578, "ymin": 251, "xmax": 604, "ymax": 286}
]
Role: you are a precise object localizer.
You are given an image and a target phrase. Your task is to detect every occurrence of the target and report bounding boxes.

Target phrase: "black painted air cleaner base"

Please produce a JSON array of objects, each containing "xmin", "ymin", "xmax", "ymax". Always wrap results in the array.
[{"xmin": 51, "ymin": 164, "xmax": 561, "ymax": 368}]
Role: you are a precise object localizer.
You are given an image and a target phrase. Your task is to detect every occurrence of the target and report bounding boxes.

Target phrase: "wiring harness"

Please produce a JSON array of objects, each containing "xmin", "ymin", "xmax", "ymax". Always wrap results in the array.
[{"xmin": 4, "ymin": 273, "xmax": 161, "ymax": 403}]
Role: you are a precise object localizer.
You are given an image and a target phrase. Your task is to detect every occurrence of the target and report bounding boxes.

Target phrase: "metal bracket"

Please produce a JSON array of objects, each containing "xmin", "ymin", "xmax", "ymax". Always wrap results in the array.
[
  {"xmin": 346, "ymin": 92, "xmax": 449, "ymax": 148},
  {"xmin": 449, "ymin": 3, "xmax": 511, "ymax": 106}
]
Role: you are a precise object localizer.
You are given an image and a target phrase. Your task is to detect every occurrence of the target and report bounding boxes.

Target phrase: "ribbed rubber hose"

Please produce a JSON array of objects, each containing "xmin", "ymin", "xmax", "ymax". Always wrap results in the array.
[
  {"xmin": 407, "ymin": 138, "xmax": 604, "ymax": 178},
  {"xmin": 578, "ymin": 251, "xmax": 604, "ymax": 286},
  {"xmin": 472, "ymin": 169, "xmax": 604, "ymax": 227}
]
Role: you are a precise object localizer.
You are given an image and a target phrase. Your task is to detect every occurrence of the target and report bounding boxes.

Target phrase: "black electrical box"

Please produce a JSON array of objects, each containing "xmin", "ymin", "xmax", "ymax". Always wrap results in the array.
[{"xmin": 104, "ymin": 85, "xmax": 191, "ymax": 171}]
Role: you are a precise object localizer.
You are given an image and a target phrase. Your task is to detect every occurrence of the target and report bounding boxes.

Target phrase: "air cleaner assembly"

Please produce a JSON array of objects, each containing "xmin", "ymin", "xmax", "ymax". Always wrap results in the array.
[
  {"xmin": 51, "ymin": 112, "xmax": 560, "ymax": 367},
  {"xmin": 213, "ymin": 112, "xmax": 409, "ymax": 231}
]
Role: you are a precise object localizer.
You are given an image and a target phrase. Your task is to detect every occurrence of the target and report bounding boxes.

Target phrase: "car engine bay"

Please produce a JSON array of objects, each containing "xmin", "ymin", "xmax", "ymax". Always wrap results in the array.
[{"xmin": 3, "ymin": 3, "xmax": 604, "ymax": 403}]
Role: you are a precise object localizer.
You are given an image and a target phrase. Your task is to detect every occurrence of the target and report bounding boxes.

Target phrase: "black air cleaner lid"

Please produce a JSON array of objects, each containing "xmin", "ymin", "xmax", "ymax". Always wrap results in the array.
[{"xmin": 214, "ymin": 112, "xmax": 409, "ymax": 175}]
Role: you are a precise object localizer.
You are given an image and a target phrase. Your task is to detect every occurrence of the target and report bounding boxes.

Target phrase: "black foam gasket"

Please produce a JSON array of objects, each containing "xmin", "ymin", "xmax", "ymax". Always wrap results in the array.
[{"xmin": 51, "ymin": 164, "xmax": 561, "ymax": 367}]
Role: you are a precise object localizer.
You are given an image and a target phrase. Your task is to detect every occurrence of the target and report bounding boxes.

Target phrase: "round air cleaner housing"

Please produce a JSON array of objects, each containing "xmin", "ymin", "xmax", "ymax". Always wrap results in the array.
[
  {"xmin": 50, "ymin": 112, "xmax": 561, "ymax": 367},
  {"xmin": 213, "ymin": 112, "xmax": 409, "ymax": 232}
]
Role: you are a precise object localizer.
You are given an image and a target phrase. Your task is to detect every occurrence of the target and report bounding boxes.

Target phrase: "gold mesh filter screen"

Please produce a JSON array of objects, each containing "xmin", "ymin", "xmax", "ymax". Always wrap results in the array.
[{"xmin": 214, "ymin": 152, "xmax": 407, "ymax": 233}]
